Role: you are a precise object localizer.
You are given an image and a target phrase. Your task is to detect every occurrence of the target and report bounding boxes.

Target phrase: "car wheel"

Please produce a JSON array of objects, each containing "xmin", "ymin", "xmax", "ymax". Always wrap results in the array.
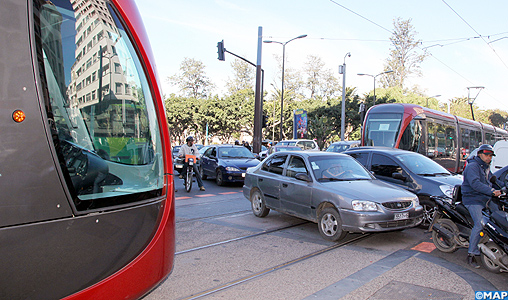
[
  {"xmin": 216, "ymin": 169, "xmax": 224, "ymax": 186},
  {"xmin": 420, "ymin": 198, "xmax": 436, "ymax": 228},
  {"xmin": 250, "ymin": 189, "xmax": 270, "ymax": 217},
  {"xmin": 318, "ymin": 208, "xmax": 347, "ymax": 242},
  {"xmin": 200, "ymin": 166, "xmax": 207, "ymax": 180}
]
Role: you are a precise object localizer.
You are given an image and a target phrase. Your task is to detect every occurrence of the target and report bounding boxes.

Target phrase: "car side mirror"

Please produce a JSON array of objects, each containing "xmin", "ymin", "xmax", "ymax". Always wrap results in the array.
[
  {"xmin": 295, "ymin": 173, "xmax": 312, "ymax": 182},
  {"xmin": 392, "ymin": 172, "xmax": 406, "ymax": 181}
]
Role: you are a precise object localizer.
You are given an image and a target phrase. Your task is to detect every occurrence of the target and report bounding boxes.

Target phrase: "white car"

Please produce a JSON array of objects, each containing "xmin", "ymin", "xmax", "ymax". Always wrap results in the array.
[{"xmin": 277, "ymin": 139, "xmax": 320, "ymax": 151}]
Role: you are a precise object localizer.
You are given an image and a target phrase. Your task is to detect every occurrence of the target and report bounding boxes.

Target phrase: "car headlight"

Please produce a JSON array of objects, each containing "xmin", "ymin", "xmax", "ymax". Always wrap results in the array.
[
  {"xmin": 412, "ymin": 197, "xmax": 419, "ymax": 207},
  {"xmin": 439, "ymin": 185, "xmax": 454, "ymax": 198},
  {"xmin": 225, "ymin": 166, "xmax": 241, "ymax": 172},
  {"xmin": 352, "ymin": 200, "xmax": 378, "ymax": 211}
]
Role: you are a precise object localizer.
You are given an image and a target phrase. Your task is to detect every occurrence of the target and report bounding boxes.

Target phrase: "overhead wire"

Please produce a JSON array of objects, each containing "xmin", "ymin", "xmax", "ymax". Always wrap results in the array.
[
  {"xmin": 327, "ymin": 0, "xmax": 503, "ymax": 105},
  {"xmin": 441, "ymin": 0, "xmax": 508, "ymax": 71}
]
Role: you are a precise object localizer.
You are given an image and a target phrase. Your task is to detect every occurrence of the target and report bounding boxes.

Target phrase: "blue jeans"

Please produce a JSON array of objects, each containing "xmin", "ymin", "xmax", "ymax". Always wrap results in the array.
[{"xmin": 465, "ymin": 204, "xmax": 484, "ymax": 255}]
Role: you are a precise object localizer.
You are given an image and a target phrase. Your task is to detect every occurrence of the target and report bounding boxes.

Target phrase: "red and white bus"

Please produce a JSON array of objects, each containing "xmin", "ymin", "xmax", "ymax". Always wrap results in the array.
[
  {"xmin": 361, "ymin": 103, "xmax": 508, "ymax": 173},
  {"xmin": 1, "ymin": 0, "xmax": 174, "ymax": 299}
]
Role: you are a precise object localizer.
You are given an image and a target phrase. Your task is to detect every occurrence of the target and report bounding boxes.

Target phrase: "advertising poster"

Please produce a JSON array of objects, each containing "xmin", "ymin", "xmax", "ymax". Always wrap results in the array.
[{"xmin": 293, "ymin": 109, "xmax": 308, "ymax": 139}]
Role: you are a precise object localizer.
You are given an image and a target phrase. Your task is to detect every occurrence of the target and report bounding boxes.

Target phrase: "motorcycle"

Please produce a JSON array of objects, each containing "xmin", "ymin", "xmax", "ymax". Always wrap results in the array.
[
  {"xmin": 429, "ymin": 183, "xmax": 508, "ymax": 273},
  {"xmin": 183, "ymin": 154, "xmax": 196, "ymax": 193}
]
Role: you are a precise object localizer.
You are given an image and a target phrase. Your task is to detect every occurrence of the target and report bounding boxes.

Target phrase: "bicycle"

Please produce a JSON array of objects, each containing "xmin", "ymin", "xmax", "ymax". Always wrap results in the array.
[{"xmin": 184, "ymin": 154, "xmax": 196, "ymax": 192}]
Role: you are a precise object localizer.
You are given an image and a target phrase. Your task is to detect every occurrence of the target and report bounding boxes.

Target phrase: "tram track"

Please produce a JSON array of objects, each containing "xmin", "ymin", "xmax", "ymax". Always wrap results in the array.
[
  {"xmin": 175, "ymin": 221, "xmax": 310, "ymax": 255},
  {"xmin": 177, "ymin": 233, "xmax": 372, "ymax": 300},
  {"xmin": 175, "ymin": 210, "xmax": 251, "ymax": 224}
]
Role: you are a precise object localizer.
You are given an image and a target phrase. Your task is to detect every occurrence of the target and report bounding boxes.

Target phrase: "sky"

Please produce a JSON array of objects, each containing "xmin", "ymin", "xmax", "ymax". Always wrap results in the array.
[{"xmin": 133, "ymin": 0, "xmax": 508, "ymax": 111}]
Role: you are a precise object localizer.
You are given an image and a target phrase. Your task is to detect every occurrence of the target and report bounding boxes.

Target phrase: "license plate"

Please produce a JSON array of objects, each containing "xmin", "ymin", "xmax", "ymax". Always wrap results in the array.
[
  {"xmin": 394, "ymin": 212, "xmax": 409, "ymax": 220},
  {"xmin": 175, "ymin": 164, "xmax": 183, "ymax": 169},
  {"xmin": 242, "ymin": 173, "xmax": 246, "ymax": 178}
]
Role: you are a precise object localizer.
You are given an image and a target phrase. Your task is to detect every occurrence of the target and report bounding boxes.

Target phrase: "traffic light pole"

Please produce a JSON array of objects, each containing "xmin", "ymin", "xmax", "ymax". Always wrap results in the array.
[{"xmin": 217, "ymin": 31, "xmax": 265, "ymax": 153}]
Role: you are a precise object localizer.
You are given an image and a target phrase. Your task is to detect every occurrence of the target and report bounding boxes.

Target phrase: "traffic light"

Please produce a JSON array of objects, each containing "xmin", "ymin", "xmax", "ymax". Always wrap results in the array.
[
  {"xmin": 217, "ymin": 40, "xmax": 225, "ymax": 61},
  {"xmin": 262, "ymin": 115, "xmax": 267, "ymax": 128}
]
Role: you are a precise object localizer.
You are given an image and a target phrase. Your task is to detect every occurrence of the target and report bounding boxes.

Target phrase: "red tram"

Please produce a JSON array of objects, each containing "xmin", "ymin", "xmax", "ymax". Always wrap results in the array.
[
  {"xmin": 1, "ymin": 0, "xmax": 174, "ymax": 299},
  {"xmin": 361, "ymin": 103, "xmax": 508, "ymax": 173}
]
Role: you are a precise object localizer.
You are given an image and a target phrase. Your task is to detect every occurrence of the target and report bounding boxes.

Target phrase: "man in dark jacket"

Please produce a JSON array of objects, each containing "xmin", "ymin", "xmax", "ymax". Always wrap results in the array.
[{"xmin": 462, "ymin": 144, "xmax": 501, "ymax": 268}]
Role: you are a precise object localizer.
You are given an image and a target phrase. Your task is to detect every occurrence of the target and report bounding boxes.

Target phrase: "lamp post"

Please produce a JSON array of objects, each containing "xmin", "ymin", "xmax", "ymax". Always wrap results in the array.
[
  {"xmin": 264, "ymin": 34, "xmax": 307, "ymax": 140},
  {"xmin": 467, "ymin": 86, "xmax": 485, "ymax": 121},
  {"xmin": 426, "ymin": 94, "xmax": 441, "ymax": 108},
  {"xmin": 339, "ymin": 52, "xmax": 351, "ymax": 141},
  {"xmin": 357, "ymin": 70, "xmax": 393, "ymax": 105}
]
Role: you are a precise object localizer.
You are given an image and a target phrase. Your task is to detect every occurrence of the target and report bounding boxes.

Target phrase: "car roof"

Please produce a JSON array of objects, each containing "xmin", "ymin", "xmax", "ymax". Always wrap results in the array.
[
  {"xmin": 269, "ymin": 150, "xmax": 349, "ymax": 158},
  {"xmin": 344, "ymin": 146, "xmax": 417, "ymax": 156},
  {"xmin": 330, "ymin": 140, "xmax": 360, "ymax": 145}
]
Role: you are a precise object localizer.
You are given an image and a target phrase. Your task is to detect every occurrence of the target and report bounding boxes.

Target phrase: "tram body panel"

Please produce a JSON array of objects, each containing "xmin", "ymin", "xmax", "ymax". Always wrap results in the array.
[
  {"xmin": 0, "ymin": 0, "xmax": 175, "ymax": 298},
  {"xmin": 0, "ymin": 201, "xmax": 163, "ymax": 299},
  {"xmin": 0, "ymin": 0, "xmax": 73, "ymax": 226}
]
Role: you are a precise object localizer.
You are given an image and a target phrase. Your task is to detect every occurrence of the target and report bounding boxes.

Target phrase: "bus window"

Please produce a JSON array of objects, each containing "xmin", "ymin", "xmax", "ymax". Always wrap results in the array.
[
  {"xmin": 364, "ymin": 113, "xmax": 402, "ymax": 147},
  {"xmin": 36, "ymin": 0, "xmax": 163, "ymax": 211}
]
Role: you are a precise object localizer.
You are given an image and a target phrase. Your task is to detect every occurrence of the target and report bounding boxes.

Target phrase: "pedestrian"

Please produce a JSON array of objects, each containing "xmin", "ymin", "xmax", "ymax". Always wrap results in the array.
[
  {"xmin": 461, "ymin": 144, "xmax": 501, "ymax": 268},
  {"xmin": 243, "ymin": 141, "xmax": 252, "ymax": 151}
]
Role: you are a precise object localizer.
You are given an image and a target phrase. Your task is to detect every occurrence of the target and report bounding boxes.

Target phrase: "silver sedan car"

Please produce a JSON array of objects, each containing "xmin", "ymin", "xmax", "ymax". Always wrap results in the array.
[{"xmin": 243, "ymin": 151, "xmax": 423, "ymax": 242}]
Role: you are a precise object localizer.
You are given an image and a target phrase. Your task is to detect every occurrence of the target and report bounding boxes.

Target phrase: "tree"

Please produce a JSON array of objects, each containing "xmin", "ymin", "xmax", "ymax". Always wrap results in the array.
[
  {"xmin": 225, "ymin": 59, "xmax": 255, "ymax": 94},
  {"xmin": 303, "ymin": 55, "xmax": 340, "ymax": 100},
  {"xmin": 381, "ymin": 18, "xmax": 428, "ymax": 89},
  {"xmin": 168, "ymin": 57, "xmax": 215, "ymax": 99}
]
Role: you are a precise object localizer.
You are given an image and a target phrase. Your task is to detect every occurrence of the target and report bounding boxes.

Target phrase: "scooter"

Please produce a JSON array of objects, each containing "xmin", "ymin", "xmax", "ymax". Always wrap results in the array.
[{"xmin": 429, "ymin": 184, "xmax": 508, "ymax": 273}]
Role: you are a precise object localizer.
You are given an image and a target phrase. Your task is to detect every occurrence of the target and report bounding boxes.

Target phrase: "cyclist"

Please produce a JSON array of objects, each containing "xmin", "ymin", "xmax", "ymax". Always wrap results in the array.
[
  {"xmin": 462, "ymin": 144, "xmax": 501, "ymax": 268},
  {"xmin": 178, "ymin": 136, "xmax": 205, "ymax": 191}
]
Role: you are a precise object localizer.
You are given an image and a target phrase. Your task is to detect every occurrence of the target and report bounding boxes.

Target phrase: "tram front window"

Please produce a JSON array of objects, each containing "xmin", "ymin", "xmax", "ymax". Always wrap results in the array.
[
  {"xmin": 35, "ymin": 0, "xmax": 163, "ymax": 211},
  {"xmin": 364, "ymin": 113, "xmax": 402, "ymax": 147}
]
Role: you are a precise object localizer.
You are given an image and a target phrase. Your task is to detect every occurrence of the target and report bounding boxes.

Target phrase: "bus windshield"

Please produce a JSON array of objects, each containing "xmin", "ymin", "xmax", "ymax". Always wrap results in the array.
[{"xmin": 364, "ymin": 113, "xmax": 402, "ymax": 147}]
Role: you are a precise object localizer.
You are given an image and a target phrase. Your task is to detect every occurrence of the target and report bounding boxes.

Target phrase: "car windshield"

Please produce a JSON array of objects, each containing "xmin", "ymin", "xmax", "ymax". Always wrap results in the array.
[
  {"xmin": 309, "ymin": 156, "xmax": 373, "ymax": 181},
  {"xmin": 326, "ymin": 144, "xmax": 350, "ymax": 153},
  {"xmin": 219, "ymin": 147, "xmax": 255, "ymax": 159},
  {"xmin": 278, "ymin": 141, "xmax": 296, "ymax": 146},
  {"xmin": 396, "ymin": 153, "xmax": 451, "ymax": 176},
  {"xmin": 276, "ymin": 146, "xmax": 301, "ymax": 152}
]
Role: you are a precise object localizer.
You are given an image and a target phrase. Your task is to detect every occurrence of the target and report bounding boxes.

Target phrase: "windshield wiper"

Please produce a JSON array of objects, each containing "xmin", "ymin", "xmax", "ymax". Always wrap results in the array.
[
  {"xmin": 318, "ymin": 178, "xmax": 348, "ymax": 182},
  {"xmin": 417, "ymin": 173, "xmax": 436, "ymax": 177}
]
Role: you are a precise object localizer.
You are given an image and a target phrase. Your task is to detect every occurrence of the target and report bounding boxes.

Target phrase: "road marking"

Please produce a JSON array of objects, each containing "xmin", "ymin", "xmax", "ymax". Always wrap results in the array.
[
  {"xmin": 411, "ymin": 242, "xmax": 436, "ymax": 253},
  {"xmin": 195, "ymin": 194, "xmax": 216, "ymax": 197},
  {"xmin": 219, "ymin": 192, "xmax": 239, "ymax": 195},
  {"xmin": 176, "ymin": 196, "xmax": 192, "ymax": 200}
]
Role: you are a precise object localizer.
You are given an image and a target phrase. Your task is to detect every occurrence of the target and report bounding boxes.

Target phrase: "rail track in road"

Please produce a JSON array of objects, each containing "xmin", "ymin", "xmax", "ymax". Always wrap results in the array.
[{"xmin": 177, "ymin": 233, "xmax": 372, "ymax": 300}]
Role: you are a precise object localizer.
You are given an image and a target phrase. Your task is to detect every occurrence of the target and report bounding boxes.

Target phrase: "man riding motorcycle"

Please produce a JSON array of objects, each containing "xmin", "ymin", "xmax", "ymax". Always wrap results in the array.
[
  {"xmin": 178, "ymin": 136, "xmax": 205, "ymax": 191},
  {"xmin": 462, "ymin": 144, "xmax": 501, "ymax": 268}
]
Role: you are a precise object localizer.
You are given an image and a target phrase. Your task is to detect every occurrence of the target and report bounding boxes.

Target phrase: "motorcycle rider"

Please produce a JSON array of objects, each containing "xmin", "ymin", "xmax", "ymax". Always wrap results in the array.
[
  {"xmin": 462, "ymin": 144, "xmax": 501, "ymax": 268},
  {"xmin": 178, "ymin": 136, "xmax": 205, "ymax": 191}
]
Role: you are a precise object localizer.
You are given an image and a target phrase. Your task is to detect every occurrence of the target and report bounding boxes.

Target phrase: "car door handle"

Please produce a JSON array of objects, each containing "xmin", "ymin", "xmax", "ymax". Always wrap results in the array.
[
  {"xmin": 259, "ymin": 178, "xmax": 263, "ymax": 182},
  {"xmin": 282, "ymin": 183, "xmax": 288, "ymax": 188}
]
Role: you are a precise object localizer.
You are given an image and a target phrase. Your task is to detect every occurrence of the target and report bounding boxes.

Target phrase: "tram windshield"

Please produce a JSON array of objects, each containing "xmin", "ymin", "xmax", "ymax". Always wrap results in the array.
[
  {"xmin": 363, "ymin": 113, "xmax": 402, "ymax": 147},
  {"xmin": 35, "ymin": 0, "xmax": 163, "ymax": 211}
]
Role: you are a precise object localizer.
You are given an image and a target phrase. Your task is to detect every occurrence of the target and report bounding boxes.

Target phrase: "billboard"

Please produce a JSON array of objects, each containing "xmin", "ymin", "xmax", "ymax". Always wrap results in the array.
[{"xmin": 293, "ymin": 109, "xmax": 308, "ymax": 139}]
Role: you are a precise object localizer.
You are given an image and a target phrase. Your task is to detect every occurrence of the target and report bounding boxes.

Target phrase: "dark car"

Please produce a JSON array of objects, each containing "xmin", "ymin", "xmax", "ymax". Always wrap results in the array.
[
  {"xmin": 243, "ymin": 151, "xmax": 423, "ymax": 242},
  {"xmin": 344, "ymin": 147, "xmax": 463, "ymax": 227},
  {"xmin": 172, "ymin": 145, "xmax": 183, "ymax": 173},
  {"xmin": 325, "ymin": 140, "xmax": 360, "ymax": 153},
  {"xmin": 200, "ymin": 145, "xmax": 260, "ymax": 186}
]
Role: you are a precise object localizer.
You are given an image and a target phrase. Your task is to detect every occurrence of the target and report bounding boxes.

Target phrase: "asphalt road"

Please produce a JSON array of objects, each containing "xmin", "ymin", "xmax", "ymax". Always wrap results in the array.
[{"xmin": 143, "ymin": 175, "xmax": 508, "ymax": 300}]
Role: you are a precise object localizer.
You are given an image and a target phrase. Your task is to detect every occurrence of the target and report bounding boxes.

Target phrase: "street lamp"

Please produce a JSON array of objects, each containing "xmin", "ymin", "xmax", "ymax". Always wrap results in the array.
[
  {"xmin": 264, "ymin": 34, "xmax": 307, "ymax": 140},
  {"xmin": 357, "ymin": 70, "xmax": 393, "ymax": 105},
  {"xmin": 426, "ymin": 94, "xmax": 441, "ymax": 108}
]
